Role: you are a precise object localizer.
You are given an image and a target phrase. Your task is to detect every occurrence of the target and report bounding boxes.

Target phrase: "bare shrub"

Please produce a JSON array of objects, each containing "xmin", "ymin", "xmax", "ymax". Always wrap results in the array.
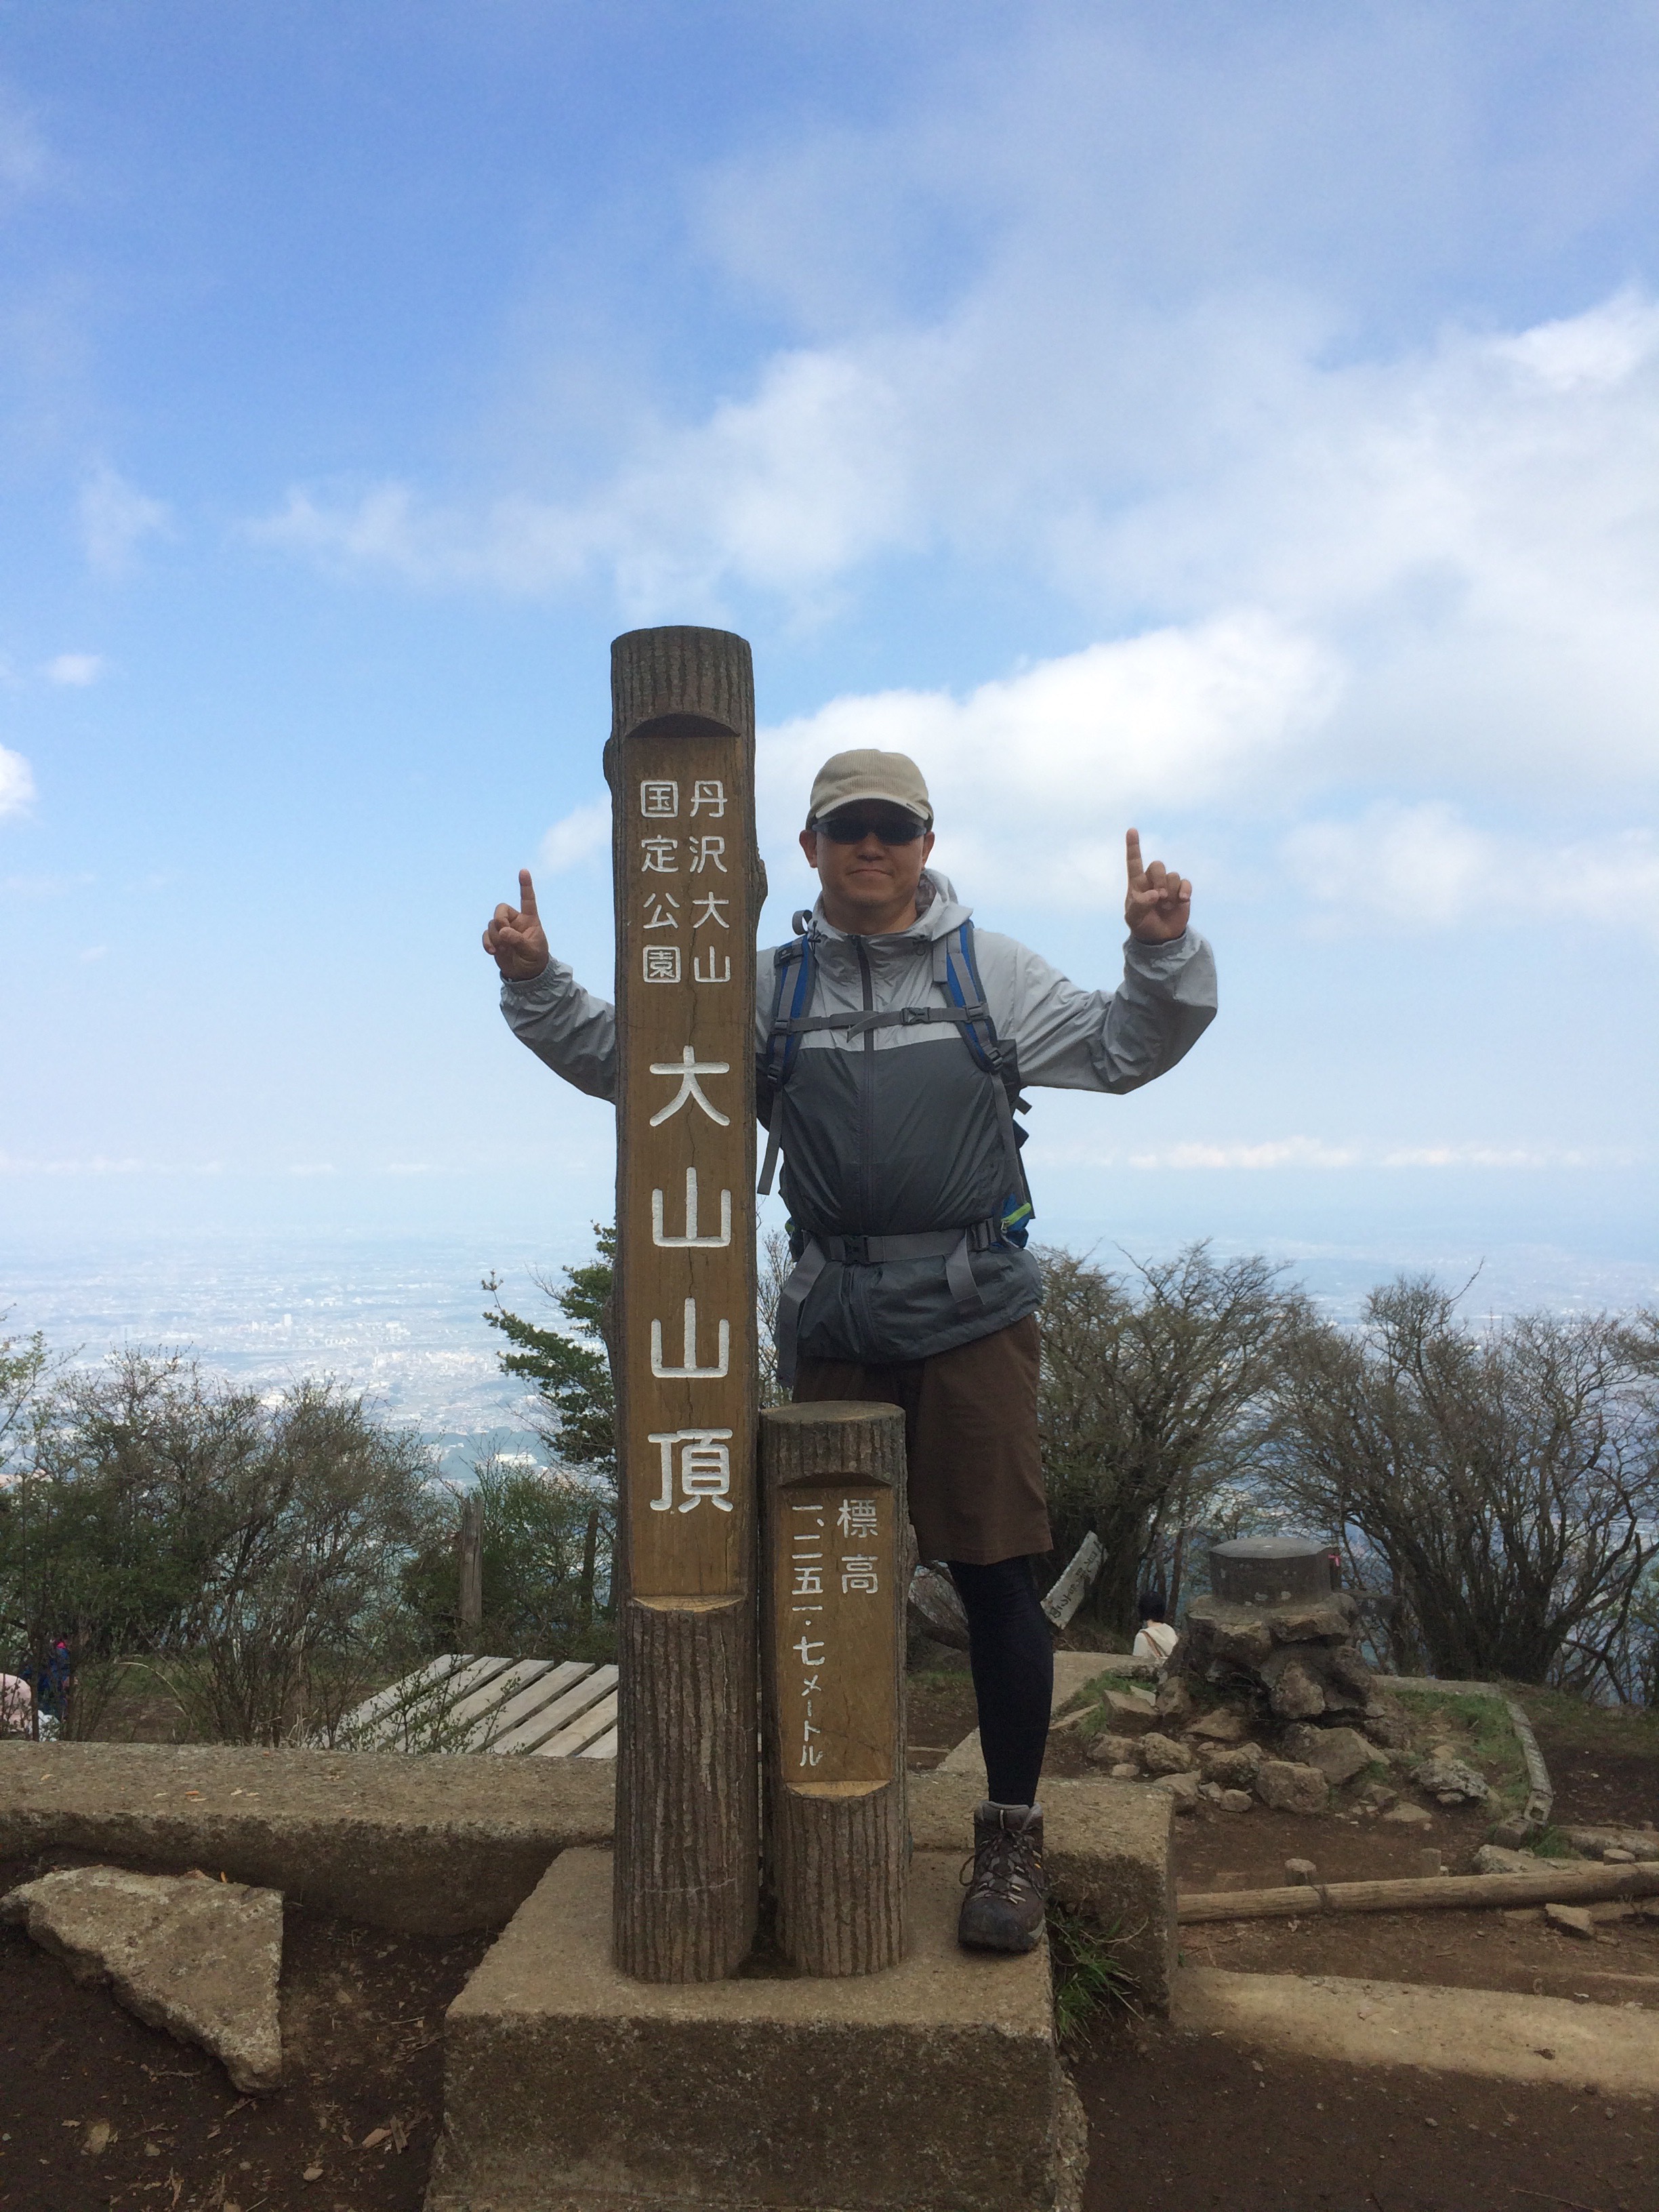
[{"xmin": 1263, "ymin": 1277, "xmax": 1659, "ymax": 1689}]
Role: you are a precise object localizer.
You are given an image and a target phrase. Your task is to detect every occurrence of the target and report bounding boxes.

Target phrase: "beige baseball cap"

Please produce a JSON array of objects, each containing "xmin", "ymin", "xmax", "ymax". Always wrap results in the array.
[{"xmin": 806, "ymin": 748, "xmax": 933, "ymax": 829}]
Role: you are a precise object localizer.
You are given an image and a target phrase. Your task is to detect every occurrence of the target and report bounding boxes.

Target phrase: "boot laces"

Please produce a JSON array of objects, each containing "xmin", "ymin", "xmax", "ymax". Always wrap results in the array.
[{"xmin": 960, "ymin": 1819, "xmax": 1044, "ymax": 1905}]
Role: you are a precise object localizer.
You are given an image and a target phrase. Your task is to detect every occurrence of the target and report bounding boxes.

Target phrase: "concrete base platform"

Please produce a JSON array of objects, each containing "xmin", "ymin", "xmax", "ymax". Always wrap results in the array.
[
  {"xmin": 427, "ymin": 1847, "xmax": 1085, "ymax": 2212},
  {"xmin": 0, "ymin": 1747, "xmax": 1172, "ymax": 2009}
]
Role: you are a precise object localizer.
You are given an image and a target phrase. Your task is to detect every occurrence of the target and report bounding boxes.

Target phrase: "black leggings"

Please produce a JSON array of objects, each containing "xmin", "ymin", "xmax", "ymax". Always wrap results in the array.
[{"xmin": 947, "ymin": 1557, "xmax": 1053, "ymax": 1808}]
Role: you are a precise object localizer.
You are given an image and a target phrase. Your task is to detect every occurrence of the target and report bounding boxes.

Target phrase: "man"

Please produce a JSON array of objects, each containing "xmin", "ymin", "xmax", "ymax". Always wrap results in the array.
[{"xmin": 485, "ymin": 747, "xmax": 1216, "ymax": 1954}]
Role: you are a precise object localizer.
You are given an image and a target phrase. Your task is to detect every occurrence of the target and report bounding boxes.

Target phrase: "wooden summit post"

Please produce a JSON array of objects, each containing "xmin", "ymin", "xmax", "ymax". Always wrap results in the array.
[
  {"xmin": 607, "ymin": 626, "xmax": 762, "ymax": 1983},
  {"xmin": 760, "ymin": 1401, "xmax": 909, "ymax": 1976}
]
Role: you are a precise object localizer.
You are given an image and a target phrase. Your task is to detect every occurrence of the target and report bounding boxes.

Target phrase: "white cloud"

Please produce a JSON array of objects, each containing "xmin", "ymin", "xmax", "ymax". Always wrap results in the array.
[
  {"xmin": 0, "ymin": 745, "xmax": 35, "ymax": 820},
  {"xmin": 1284, "ymin": 807, "xmax": 1659, "ymax": 938},
  {"xmin": 255, "ymin": 284, "xmax": 1659, "ymax": 807},
  {"xmin": 44, "ymin": 652, "xmax": 103, "ymax": 687},
  {"xmin": 80, "ymin": 466, "xmax": 171, "ymax": 577},
  {"xmin": 759, "ymin": 613, "xmax": 1340, "ymax": 901},
  {"xmin": 539, "ymin": 800, "xmax": 612, "ymax": 874}
]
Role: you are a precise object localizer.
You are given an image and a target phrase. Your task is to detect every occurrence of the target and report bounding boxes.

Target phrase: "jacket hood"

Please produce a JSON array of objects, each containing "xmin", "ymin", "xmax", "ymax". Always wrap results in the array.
[{"xmin": 806, "ymin": 868, "xmax": 971, "ymax": 946}]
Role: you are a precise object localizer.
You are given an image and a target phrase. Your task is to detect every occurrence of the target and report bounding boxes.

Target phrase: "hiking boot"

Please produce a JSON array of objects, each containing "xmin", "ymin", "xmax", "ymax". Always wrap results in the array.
[{"xmin": 958, "ymin": 1800, "xmax": 1046, "ymax": 1953}]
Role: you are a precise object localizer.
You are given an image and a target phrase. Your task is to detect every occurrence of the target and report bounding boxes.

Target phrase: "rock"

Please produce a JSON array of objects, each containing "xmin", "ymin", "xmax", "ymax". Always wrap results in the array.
[
  {"xmin": 1267, "ymin": 1660, "xmax": 1327, "ymax": 1721},
  {"xmin": 1488, "ymin": 1816, "xmax": 1535, "ymax": 1849},
  {"xmin": 1361, "ymin": 1694, "xmax": 1412, "ymax": 1750},
  {"xmin": 1153, "ymin": 1677, "xmax": 1193, "ymax": 1726},
  {"xmin": 1218, "ymin": 1788, "xmax": 1253, "ymax": 1814},
  {"xmin": 1565, "ymin": 1828, "xmax": 1659, "ymax": 1862},
  {"xmin": 1474, "ymin": 1845, "xmax": 1538, "ymax": 1876},
  {"xmin": 1085, "ymin": 1732, "xmax": 1143, "ymax": 1769},
  {"xmin": 1254, "ymin": 1761, "xmax": 1330, "ymax": 1815},
  {"xmin": 1416, "ymin": 1757, "xmax": 1489, "ymax": 1806},
  {"xmin": 1179, "ymin": 1597, "xmax": 1276, "ymax": 1672},
  {"xmin": 1414, "ymin": 1847, "xmax": 1444, "ymax": 1877},
  {"xmin": 1109, "ymin": 1763, "xmax": 1138, "ymax": 1779},
  {"xmin": 0, "ymin": 1866, "xmax": 282, "ymax": 2091},
  {"xmin": 1185, "ymin": 1706, "xmax": 1250, "ymax": 1745},
  {"xmin": 1382, "ymin": 1801, "xmax": 1433, "ymax": 1827},
  {"xmin": 1265, "ymin": 1601, "xmax": 1353, "ymax": 1644},
  {"xmin": 1136, "ymin": 1732, "xmax": 1197, "ymax": 1777},
  {"xmin": 1284, "ymin": 1858, "xmax": 1318, "ymax": 1885},
  {"xmin": 1356, "ymin": 1780, "xmax": 1397, "ymax": 1811},
  {"xmin": 1149, "ymin": 1771, "xmax": 1200, "ymax": 1811},
  {"xmin": 1278, "ymin": 1724, "xmax": 1374, "ymax": 1787},
  {"xmin": 1197, "ymin": 1743, "xmax": 1264, "ymax": 1788},
  {"xmin": 1602, "ymin": 1848, "xmax": 1636, "ymax": 1865},
  {"xmin": 1100, "ymin": 1690, "xmax": 1159, "ymax": 1734},
  {"xmin": 1544, "ymin": 1902, "xmax": 1595, "ymax": 1940},
  {"xmin": 1321, "ymin": 1645, "xmax": 1374, "ymax": 1708},
  {"xmin": 1199, "ymin": 1782, "xmax": 1224, "ymax": 1801}
]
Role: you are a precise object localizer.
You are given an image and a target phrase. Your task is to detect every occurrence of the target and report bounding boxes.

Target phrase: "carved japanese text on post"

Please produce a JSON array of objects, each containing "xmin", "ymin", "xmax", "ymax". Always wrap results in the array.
[
  {"xmin": 771, "ymin": 1483, "xmax": 898, "ymax": 1790},
  {"xmin": 615, "ymin": 740, "xmax": 758, "ymax": 1602}
]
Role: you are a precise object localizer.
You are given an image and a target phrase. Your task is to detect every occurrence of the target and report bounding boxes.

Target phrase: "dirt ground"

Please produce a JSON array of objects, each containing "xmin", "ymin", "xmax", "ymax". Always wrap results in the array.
[
  {"xmin": 3, "ymin": 1828, "xmax": 1656, "ymax": 2212},
  {"xmin": 905, "ymin": 1660, "xmax": 980, "ymax": 1769},
  {"xmin": 1074, "ymin": 2009, "xmax": 1658, "ymax": 2212},
  {"xmin": 0, "ymin": 1853, "xmax": 486, "ymax": 2212},
  {"xmin": 7, "ymin": 1669, "xmax": 1652, "ymax": 2211}
]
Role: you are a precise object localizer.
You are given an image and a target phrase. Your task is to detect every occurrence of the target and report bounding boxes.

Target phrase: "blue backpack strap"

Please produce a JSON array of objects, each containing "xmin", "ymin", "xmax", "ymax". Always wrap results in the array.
[
  {"xmin": 758, "ymin": 912, "xmax": 816, "ymax": 1196},
  {"xmin": 939, "ymin": 921, "xmax": 1034, "ymax": 1243}
]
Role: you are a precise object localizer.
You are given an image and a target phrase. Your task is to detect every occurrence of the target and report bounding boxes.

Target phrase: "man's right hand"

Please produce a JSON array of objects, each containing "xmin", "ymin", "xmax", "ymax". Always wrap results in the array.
[{"xmin": 483, "ymin": 869, "xmax": 550, "ymax": 981}]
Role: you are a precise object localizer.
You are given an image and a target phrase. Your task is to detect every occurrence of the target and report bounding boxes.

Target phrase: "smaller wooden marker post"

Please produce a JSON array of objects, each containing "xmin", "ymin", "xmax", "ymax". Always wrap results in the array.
[{"xmin": 760, "ymin": 1400, "xmax": 908, "ymax": 1977}]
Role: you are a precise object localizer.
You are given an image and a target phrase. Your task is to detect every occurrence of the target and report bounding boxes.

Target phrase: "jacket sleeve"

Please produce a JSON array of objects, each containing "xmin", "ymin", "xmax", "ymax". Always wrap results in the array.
[
  {"xmin": 500, "ymin": 958, "xmax": 618, "ymax": 1102},
  {"xmin": 985, "ymin": 928, "xmax": 1218, "ymax": 1093}
]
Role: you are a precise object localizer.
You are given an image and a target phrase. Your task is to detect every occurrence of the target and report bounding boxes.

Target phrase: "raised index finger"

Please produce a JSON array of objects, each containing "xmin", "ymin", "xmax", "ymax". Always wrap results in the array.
[
  {"xmin": 518, "ymin": 867, "xmax": 539, "ymax": 918},
  {"xmin": 1125, "ymin": 828, "xmax": 1144, "ymax": 884}
]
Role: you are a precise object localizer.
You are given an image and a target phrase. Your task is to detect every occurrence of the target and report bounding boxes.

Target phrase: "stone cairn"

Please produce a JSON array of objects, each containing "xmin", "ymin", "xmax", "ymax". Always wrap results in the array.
[{"xmin": 1084, "ymin": 1536, "xmax": 1489, "ymax": 1821}]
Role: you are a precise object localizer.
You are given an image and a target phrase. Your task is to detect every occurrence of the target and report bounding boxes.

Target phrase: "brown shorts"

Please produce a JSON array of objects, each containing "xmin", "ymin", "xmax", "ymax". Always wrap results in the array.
[{"xmin": 792, "ymin": 1314, "xmax": 1050, "ymax": 1566}]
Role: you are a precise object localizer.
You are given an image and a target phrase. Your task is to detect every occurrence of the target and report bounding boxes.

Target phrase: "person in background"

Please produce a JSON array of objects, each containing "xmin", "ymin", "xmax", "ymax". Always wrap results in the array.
[{"xmin": 1132, "ymin": 1590, "xmax": 1180, "ymax": 1668}]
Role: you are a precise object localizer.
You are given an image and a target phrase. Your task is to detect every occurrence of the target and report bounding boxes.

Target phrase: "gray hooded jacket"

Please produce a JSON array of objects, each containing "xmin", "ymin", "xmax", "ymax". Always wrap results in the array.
[{"xmin": 500, "ymin": 871, "xmax": 1216, "ymax": 1367}]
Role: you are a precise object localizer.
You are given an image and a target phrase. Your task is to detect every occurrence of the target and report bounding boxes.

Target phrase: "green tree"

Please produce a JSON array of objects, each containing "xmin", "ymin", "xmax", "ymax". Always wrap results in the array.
[
  {"xmin": 483, "ymin": 1224, "xmax": 616, "ymax": 1479},
  {"xmin": 401, "ymin": 1455, "xmax": 613, "ymax": 1660},
  {"xmin": 0, "ymin": 1347, "xmax": 442, "ymax": 1742},
  {"xmin": 1037, "ymin": 1244, "xmax": 1299, "ymax": 1637},
  {"xmin": 1264, "ymin": 1277, "xmax": 1659, "ymax": 1687}
]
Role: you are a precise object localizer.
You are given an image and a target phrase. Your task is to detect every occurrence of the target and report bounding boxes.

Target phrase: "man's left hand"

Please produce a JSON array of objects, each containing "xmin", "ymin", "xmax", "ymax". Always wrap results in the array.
[{"xmin": 1124, "ymin": 828, "xmax": 1191, "ymax": 943}]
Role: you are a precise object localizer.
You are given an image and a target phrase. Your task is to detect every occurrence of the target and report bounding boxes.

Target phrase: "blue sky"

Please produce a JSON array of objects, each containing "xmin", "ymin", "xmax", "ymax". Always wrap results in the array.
[{"xmin": 2, "ymin": 1, "xmax": 1656, "ymax": 1294}]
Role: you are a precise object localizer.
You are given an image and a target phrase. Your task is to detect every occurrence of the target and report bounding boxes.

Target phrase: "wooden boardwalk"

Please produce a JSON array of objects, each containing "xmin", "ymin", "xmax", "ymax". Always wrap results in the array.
[{"xmin": 336, "ymin": 1655, "xmax": 618, "ymax": 1758}]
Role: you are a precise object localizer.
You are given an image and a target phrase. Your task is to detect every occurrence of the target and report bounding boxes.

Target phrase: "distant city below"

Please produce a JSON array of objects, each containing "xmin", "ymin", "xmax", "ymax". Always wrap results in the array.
[{"xmin": 4, "ymin": 1197, "xmax": 1654, "ymax": 1481}]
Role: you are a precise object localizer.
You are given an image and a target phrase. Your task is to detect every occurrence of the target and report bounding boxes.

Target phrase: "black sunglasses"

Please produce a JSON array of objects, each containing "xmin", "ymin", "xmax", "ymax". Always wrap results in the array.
[{"xmin": 813, "ymin": 807, "xmax": 927, "ymax": 845}]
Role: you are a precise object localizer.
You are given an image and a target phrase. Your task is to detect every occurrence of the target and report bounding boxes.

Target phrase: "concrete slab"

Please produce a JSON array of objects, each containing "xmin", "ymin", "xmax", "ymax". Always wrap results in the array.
[
  {"xmin": 2, "ymin": 1864, "xmax": 283, "ymax": 2091},
  {"xmin": 909, "ymin": 1769, "xmax": 1174, "ymax": 2014},
  {"xmin": 938, "ymin": 1652, "xmax": 1149, "ymax": 1784},
  {"xmin": 0, "ymin": 1750, "xmax": 1172, "ymax": 2006},
  {"xmin": 0, "ymin": 1742, "xmax": 613, "ymax": 1933},
  {"xmin": 428, "ymin": 1847, "xmax": 1084, "ymax": 2212},
  {"xmin": 1175, "ymin": 1967, "xmax": 1659, "ymax": 2097}
]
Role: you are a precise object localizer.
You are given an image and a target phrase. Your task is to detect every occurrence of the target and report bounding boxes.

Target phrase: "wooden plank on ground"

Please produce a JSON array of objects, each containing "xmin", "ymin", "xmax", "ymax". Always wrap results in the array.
[
  {"xmin": 487, "ymin": 1664, "xmax": 615, "ymax": 1755},
  {"xmin": 357, "ymin": 1654, "xmax": 518, "ymax": 1750},
  {"xmin": 462, "ymin": 1659, "xmax": 592, "ymax": 1751},
  {"xmin": 448, "ymin": 1658, "xmax": 556, "ymax": 1731},
  {"xmin": 535, "ymin": 1689, "xmax": 619, "ymax": 1759},
  {"xmin": 337, "ymin": 1654, "xmax": 472, "ymax": 1740},
  {"xmin": 578, "ymin": 1727, "xmax": 618, "ymax": 1761}
]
